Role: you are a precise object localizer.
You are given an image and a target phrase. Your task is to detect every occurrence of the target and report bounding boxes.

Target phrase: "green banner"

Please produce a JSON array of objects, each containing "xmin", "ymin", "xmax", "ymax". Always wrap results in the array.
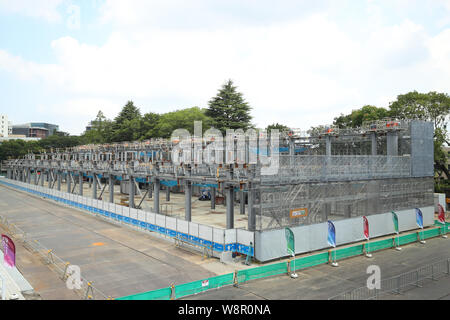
[
  {"xmin": 391, "ymin": 211, "xmax": 399, "ymax": 234},
  {"xmin": 285, "ymin": 227, "xmax": 295, "ymax": 256}
]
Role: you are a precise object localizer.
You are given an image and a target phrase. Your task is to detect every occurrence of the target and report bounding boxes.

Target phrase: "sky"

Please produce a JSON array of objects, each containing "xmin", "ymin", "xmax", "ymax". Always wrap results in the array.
[{"xmin": 0, "ymin": 0, "xmax": 449, "ymax": 135}]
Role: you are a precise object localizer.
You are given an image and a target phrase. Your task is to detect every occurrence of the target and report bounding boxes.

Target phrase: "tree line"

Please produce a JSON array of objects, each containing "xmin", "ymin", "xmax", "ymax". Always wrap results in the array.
[{"xmin": 1, "ymin": 84, "xmax": 448, "ymax": 191}]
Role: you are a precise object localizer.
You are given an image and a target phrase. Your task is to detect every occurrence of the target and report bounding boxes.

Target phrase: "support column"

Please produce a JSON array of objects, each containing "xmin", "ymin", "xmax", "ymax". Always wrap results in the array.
[
  {"xmin": 78, "ymin": 172, "xmax": 83, "ymax": 196},
  {"xmin": 226, "ymin": 185, "xmax": 235, "ymax": 229},
  {"xmin": 166, "ymin": 186, "xmax": 170, "ymax": 201},
  {"xmin": 210, "ymin": 187, "xmax": 216, "ymax": 210},
  {"xmin": 67, "ymin": 172, "xmax": 71, "ymax": 193},
  {"xmin": 57, "ymin": 171, "xmax": 61, "ymax": 191},
  {"xmin": 387, "ymin": 131, "xmax": 398, "ymax": 156},
  {"xmin": 148, "ymin": 182, "xmax": 152, "ymax": 199},
  {"xmin": 92, "ymin": 173, "xmax": 97, "ymax": 199},
  {"xmin": 154, "ymin": 178, "xmax": 160, "ymax": 213},
  {"xmin": 240, "ymin": 190, "xmax": 245, "ymax": 215},
  {"xmin": 40, "ymin": 171, "xmax": 44, "ymax": 187},
  {"xmin": 109, "ymin": 174, "xmax": 114, "ymax": 203},
  {"xmin": 248, "ymin": 184, "xmax": 255, "ymax": 232},
  {"xmin": 129, "ymin": 176, "xmax": 135, "ymax": 209},
  {"xmin": 33, "ymin": 168, "xmax": 37, "ymax": 185},
  {"xmin": 371, "ymin": 132, "xmax": 377, "ymax": 156},
  {"xmin": 7, "ymin": 169, "xmax": 11, "ymax": 180},
  {"xmin": 325, "ymin": 135, "xmax": 332, "ymax": 156},
  {"xmin": 185, "ymin": 180, "xmax": 192, "ymax": 222},
  {"xmin": 27, "ymin": 168, "xmax": 31, "ymax": 184}
]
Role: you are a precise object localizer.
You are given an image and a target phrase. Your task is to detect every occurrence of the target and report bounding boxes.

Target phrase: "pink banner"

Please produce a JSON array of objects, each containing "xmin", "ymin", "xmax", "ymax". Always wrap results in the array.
[
  {"xmin": 363, "ymin": 216, "xmax": 369, "ymax": 240},
  {"xmin": 438, "ymin": 204, "xmax": 446, "ymax": 225},
  {"xmin": 1, "ymin": 234, "xmax": 15, "ymax": 268}
]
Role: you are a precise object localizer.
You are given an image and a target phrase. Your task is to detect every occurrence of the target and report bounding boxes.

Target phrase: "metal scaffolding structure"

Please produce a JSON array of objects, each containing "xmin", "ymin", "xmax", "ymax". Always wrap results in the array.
[{"xmin": 2, "ymin": 119, "xmax": 435, "ymax": 233}]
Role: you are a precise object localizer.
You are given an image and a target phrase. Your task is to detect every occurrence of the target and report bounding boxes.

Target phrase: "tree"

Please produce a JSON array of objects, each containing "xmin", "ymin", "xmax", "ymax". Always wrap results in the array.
[
  {"xmin": 111, "ymin": 101, "xmax": 143, "ymax": 142},
  {"xmin": 154, "ymin": 107, "xmax": 213, "ymax": 138},
  {"xmin": 141, "ymin": 112, "xmax": 161, "ymax": 139},
  {"xmin": 266, "ymin": 123, "xmax": 290, "ymax": 132},
  {"xmin": 206, "ymin": 79, "xmax": 252, "ymax": 133},
  {"xmin": 333, "ymin": 105, "xmax": 391, "ymax": 128}
]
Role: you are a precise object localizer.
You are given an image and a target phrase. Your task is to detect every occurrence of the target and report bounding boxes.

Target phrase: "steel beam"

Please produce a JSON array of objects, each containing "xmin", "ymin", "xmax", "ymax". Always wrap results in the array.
[
  {"xmin": 185, "ymin": 180, "xmax": 192, "ymax": 222},
  {"xmin": 109, "ymin": 174, "xmax": 114, "ymax": 203},
  {"xmin": 154, "ymin": 178, "xmax": 160, "ymax": 213},
  {"xmin": 226, "ymin": 185, "xmax": 234, "ymax": 229},
  {"xmin": 210, "ymin": 187, "xmax": 216, "ymax": 210},
  {"xmin": 129, "ymin": 176, "xmax": 135, "ymax": 208},
  {"xmin": 92, "ymin": 173, "xmax": 97, "ymax": 199}
]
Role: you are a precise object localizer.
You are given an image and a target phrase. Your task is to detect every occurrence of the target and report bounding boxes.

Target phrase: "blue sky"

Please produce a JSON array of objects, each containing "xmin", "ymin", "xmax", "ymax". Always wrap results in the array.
[{"xmin": 0, "ymin": 0, "xmax": 449, "ymax": 135}]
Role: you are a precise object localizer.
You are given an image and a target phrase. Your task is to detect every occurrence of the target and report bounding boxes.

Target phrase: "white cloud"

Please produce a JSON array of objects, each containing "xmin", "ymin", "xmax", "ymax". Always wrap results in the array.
[
  {"xmin": 0, "ymin": 0, "xmax": 64, "ymax": 22},
  {"xmin": 1, "ymin": 2, "xmax": 450, "ymax": 134}
]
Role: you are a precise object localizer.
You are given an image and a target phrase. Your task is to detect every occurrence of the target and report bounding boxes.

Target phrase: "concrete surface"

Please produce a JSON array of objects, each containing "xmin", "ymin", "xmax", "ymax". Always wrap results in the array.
[
  {"xmin": 184, "ymin": 235, "xmax": 450, "ymax": 300},
  {"xmin": 0, "ymin": 184, "xmax": 245, "ymax": 299}
]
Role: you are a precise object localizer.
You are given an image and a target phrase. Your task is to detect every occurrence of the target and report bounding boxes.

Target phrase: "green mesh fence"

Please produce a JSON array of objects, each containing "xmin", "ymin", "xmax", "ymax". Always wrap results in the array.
[
  {"xmin": 174, "ymin": 273, "xmax": 234, "ymax": 299},
  {"xmin": 293, "ymin": 252, "xmax": 329, "ymax": 271},
  {"xmin": 335, "ymin": 245, "xmax": 364, "ymax": 260},
  {"xmin": 423, "ymin": 227, "xmax": 440, "ymax": 239},
  {"xmin": 117, "ymin": 222, "xmax": 447, "ymax": 300},
  {"xmin": 237, "ymin": 262, "xmax": 288, "ymax": 284},
  {"xmin": 117, "ymin": 287, "xmax": 172, "ymax": 300},
  {"xmin": 366, "ymin": 238, "xmax": 393, "ymax": 252},
  {"xmin": 398, "ymin": 233, "xmax": 419, "ymax": 245}
]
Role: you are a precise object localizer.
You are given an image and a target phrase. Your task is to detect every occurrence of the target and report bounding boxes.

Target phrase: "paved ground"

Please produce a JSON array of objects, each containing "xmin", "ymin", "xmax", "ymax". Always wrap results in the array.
[
  {"xmin": 0, "ymin": 184, "xmax": 241, "ymax": 299},
  {"xmin": 185, "ymin": 235, "xmax": 450, "ymax": 300}
]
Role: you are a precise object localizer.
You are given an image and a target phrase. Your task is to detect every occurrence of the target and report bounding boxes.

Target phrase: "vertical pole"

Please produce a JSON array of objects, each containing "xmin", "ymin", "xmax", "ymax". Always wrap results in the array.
[
  {"xmin": 109, "ymin": 174, "xmax": 114, "ymax": 203},
  {"xmin": 325, "ymin": 136, "xmax": 332, "ymax": 156},
  {"xmin": 40, "ymin": 171, "xmax": 44, "ymax": 187},
  {"xmin": 67, "ymin": 172, "xmax": 71, "ymax": 193},
  {"xmin": 240, "ymin": 191, "xmax": 245, "ymax": 215},
  {"xmin": 387, "ymin": 131, "xmax": 399, "ymax": 156},
  {"xmin": 129, "ymin": 176, "xmax": 135, "ymax": 209},
  {"xmin": 210, "ymin": 187, "xmax": 216, "ymax": 210},
  {"xmin": 166, "ymin": 186, "xmax": 170, "ymax": 201},
  {"xmin": 371, "ymin": 132, "xmax": 377, "ymax": 156},
  {"xmin": 92, "ymin": 173, "xmax": 97, "ymax": 199},
  {"xmin": 27, "ymin": 168, "xmax": 31, "ymax": 184},
  {"xmin": 57, "ymin": 171, "xmax": 61, "ymax": 191},
  {"xmin": 226, "ymin": 185, "xmax": 235, "ymax": 229},
  {"xmin": 148, "ymin": 182, "xmax": 152, "ymax": 199},
  {"xmin": 185, "ymin": 180, "xmax": 192, "ymax": 221},
  {"xmin": 79, "ymin": 172, "xmax": 83, "ymax": 196},
  {"xmin": 248, "ymin": 183, "xmax": 255, "ymax": 231},
  {"xmin": 154, "ymin": 178, "xmax": 160, "ymax": 213}
]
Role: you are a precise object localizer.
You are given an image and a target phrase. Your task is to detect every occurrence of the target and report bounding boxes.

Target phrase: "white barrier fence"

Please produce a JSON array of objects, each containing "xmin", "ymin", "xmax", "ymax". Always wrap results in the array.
[{"xmin": 0, "ymin": 178, "xmax": 254, "ymax": 257}]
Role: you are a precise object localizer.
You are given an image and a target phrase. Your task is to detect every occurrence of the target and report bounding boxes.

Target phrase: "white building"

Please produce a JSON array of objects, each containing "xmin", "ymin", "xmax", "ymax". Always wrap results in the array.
[{"xmin": 0, "ymin": 114, "xmax": 9, "ymax": 137}]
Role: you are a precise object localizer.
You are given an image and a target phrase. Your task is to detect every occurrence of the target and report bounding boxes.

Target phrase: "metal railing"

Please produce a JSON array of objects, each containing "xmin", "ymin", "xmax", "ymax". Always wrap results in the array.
[
  {"xmin": 0, "ymin": 215, "xmax": 112, "ymax": 300},
  {"xmin": 329, "ymin": 258, "xmax": 450, "ymax": 300}
]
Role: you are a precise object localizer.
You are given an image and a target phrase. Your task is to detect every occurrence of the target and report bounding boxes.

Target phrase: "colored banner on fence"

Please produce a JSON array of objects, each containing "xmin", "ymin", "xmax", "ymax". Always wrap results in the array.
[
  {"xmin": 327, "ymin": 220, "xmax": 336, "ymax": 248},
  {"xmin": 363, "ymin": 216, "xmax": 369, "ymax": 240},
  {"xmin": 284, "ymin": 227, "xmax": 295, "ymax": 256},
  {"xmin": 391, "ymin": 211, "xmax": 399, "ymax": 234},
  {"xmin": 438, "ymin": 204, "xmax": 446, "ymax": 224},
  {"xmin": 1, "ymin": 234, "xmax": 15, "ymax": 268},
  {"xmin": 415, "ymin": 208, "xmax": 424, "ymax": 229}
]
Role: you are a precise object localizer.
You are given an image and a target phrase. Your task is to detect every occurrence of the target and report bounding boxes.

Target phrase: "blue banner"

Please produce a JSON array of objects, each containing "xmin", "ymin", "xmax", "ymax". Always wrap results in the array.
[
  {"xmin": 327, "ymin": 220, "xmax": 336, "ymax": 248},
  {"xmin": 415, "ymin": 208, "xmax": 424, "ymax": 229}
]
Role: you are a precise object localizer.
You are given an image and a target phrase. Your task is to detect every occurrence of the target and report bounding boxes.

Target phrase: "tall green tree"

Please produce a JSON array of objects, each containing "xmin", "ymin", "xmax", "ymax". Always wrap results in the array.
[
  {"xmin": 206, "ymin": 80, "xmax": 252, "ymax": 133},
  {"xmin": 111, "ymin": 101, "xmax": 143, "ymax": 142},
  {"xmin": 141, "ymin": 112, "xmax": 161, "ymax": 139},
  {"xmin": 155, "ymin": 107, "xmax": 212, "ymax": 138},
  {"xmin": 333, "ymin": 105, "xmax": 391, "ymax": 128},
  {"xmin": 266, "ymin": 123, "xmax": 290, "ymax": 132}
]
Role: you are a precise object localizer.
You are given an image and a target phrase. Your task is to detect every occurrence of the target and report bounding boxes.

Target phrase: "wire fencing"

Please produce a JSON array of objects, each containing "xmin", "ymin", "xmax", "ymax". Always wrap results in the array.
[
  {"xmin": 0, "ymin": 215, "xmax": 112, "ymax": 300},
  {"xmin": 329, "ymin": 257, "xmax": 450, "ymax": 300}
]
